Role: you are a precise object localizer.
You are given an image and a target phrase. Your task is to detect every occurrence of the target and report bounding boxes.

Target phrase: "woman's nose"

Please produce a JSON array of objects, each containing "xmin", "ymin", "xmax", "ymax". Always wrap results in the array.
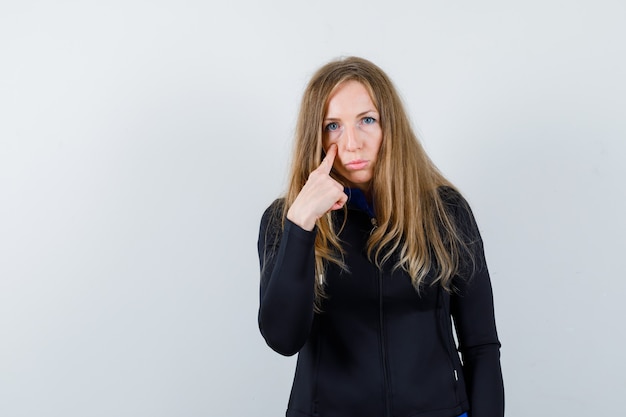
[{"xmin": 344, "ymin": 125, "xmax": 361, "ymax": 151}]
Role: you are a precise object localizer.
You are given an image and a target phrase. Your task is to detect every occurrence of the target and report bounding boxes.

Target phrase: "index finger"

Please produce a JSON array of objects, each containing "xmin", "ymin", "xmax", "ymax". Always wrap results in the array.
[{"xmin": 319, "ymin": 144, "xmax": 337, "ymax": 175}]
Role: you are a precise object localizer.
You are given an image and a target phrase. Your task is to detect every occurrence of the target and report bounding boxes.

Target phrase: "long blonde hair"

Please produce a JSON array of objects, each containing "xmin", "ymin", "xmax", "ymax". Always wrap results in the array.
[{"xmin": 283, "ymin": 57, "xmax": 474, "ymax": 306}]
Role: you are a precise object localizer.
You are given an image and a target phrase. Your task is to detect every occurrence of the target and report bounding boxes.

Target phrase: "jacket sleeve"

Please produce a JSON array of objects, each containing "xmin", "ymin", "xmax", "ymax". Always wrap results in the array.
[
  {"xmin": 257, "ymin": 200, "xmax": 317, "ymax": 356},
  {"xmin": 447, "ymin": 192, "xmax": 505, "ymax": 417}
]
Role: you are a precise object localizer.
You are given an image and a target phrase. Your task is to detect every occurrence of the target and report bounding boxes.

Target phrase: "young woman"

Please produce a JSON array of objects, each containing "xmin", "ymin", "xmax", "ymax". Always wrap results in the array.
[{"xmin": 257, "ymin": 57, "xmax": 504, "ymax": 417}]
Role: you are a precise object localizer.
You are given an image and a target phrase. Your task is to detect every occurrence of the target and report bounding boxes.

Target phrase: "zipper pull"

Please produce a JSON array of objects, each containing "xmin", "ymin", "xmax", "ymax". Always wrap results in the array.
[{"xmin": 454, "ymin": 369, "xmax": 458, "ymax": 381}]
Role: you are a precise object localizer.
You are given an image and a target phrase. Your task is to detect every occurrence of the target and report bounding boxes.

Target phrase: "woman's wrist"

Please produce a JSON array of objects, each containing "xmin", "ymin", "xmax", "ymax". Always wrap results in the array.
[{"xmin": 287, "ymin": 205, "xmax": 317, "ymax": 231}]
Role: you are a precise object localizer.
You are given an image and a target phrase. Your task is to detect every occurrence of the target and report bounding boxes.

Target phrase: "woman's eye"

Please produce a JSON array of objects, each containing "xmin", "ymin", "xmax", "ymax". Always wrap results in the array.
[
  {"xmin": 325, "ymin": 122, "xmax": 339, "ymax": 131},
  {"xmin": 362, "ymin": 116, "xmax": 376, "ymax": 124}
]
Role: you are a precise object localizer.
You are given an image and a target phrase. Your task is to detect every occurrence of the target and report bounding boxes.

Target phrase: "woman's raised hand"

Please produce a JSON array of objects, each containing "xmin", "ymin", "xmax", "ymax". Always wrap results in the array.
[{"xmin": 287, "ymin": 144, "xmax": 348, "ymax": 231}]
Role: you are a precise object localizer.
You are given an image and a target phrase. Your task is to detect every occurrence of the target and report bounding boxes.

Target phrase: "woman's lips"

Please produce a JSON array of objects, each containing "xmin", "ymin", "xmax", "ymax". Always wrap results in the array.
[{"xmin": 345, "ymin": 160, "xmax": 368, "ymax": 170}]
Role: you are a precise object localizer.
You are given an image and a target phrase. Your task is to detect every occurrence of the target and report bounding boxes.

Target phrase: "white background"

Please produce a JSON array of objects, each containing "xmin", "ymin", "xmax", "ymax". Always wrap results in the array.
[{"xmin": 1, "ymin": 1, "xmax": 625, "ymax": 416}]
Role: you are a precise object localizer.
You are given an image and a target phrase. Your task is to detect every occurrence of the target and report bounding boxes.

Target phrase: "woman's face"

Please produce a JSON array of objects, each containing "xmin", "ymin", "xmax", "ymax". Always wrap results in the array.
[{"xmin": 322, "ymin": 80, "xmax": 383, "ymax": 194}]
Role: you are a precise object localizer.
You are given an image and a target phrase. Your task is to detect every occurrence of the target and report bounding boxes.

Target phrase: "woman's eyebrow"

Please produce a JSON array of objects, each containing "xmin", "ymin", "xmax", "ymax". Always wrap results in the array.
[
  {"xmin": 324, "ymin": 109, "xmax": 378, "ymax": 121},
  {"xmin": 357, "ymin": 109, "xmax": 378, "ymax": 117}
]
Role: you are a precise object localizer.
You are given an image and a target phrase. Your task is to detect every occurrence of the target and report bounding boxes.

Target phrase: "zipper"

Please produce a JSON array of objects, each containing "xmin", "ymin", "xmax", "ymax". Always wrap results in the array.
[
  {"xmin": 370, "ymin": 217, "xmax": 378, "ymax": 235},
  {"xmin": 378, "ymin": 269, "xmax": 392, "ymax": 417},
  {"xmin": 367, "ymin": 213, "xmax": 390, "ymax": 415}
]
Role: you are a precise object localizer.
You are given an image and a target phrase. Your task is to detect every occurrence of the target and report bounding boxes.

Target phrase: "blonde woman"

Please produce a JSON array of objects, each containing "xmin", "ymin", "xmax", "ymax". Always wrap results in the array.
[{"xmin": 258, "ymin": 57, "xmax": 504, "ymax": 417}]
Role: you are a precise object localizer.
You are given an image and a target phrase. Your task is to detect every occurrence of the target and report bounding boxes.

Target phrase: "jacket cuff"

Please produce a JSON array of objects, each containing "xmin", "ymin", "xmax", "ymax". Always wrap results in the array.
[{"xmin": 284, "ymin": 217, "xmax": 318, "ymax": 241}]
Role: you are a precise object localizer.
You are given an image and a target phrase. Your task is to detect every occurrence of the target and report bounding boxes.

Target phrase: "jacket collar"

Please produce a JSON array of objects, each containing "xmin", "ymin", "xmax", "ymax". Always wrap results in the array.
[{"xmin": 345, "ymin": 187, "xmax": 375, "ymax": 219}]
